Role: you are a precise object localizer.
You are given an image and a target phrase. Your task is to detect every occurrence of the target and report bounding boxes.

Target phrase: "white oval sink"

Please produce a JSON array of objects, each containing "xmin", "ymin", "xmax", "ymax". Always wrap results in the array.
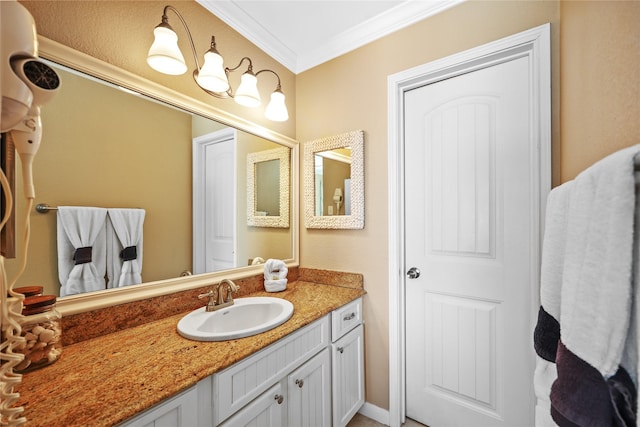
[{"xmin": 177, "ymin": 297, "xmax": 294, "ymax": 341}]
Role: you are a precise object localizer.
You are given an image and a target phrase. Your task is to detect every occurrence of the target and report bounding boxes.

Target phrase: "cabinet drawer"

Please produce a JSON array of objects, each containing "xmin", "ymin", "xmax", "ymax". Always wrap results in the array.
[
  {"xmin": 331, "ymin": 298, "xmax": 362, "ymax": 342},
  {"xmin": 213, "ymin": 315, "xmax": 330, "ymax": 425}
]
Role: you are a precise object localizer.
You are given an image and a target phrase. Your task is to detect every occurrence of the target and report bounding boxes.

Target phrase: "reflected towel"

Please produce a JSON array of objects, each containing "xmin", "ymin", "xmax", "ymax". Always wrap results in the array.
[
  {"xmin": 106, "ymin": 208, "xmax": 145, "ymax": 288},
  {"xmin": 264, "ymin": 259, "xmax": 288, "ymax": 292},
  {"xmin": 57, "ymin": 206, "xmax": 107, "ymax": 297}
]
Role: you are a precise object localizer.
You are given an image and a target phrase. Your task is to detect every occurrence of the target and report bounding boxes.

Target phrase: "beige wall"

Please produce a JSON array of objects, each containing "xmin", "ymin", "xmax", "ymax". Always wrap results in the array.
[
  {"xmin": 8, "ymin": 66, "xmax": 193, "ymax": 294},
  {"xmin": 20, "ymin": 1, "xmax": 296, "ymax": 139},
  {"xmin": 297, "ymin": 0, "xmax": 638, "ymax": 410},
  {"xmin": 15, "ymin": 0, "xmax": 297, "ymax": 294},
  {"xmin": 16, "ymin": 0, "xmax": 640, "ymax": 414},
  {"xmin": 560, "ymin": 1, "xmax": 640, "ymax": 181},
  {"xmin": 297, "ymin": 0, "xmax": 562, "ymax": 409}
]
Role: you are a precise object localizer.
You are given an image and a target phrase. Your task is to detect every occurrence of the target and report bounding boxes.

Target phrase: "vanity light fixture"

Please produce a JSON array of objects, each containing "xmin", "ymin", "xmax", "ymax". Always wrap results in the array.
[{"xmin": 147, "ymin": 5, "xmax": 289, "ymax": 122}]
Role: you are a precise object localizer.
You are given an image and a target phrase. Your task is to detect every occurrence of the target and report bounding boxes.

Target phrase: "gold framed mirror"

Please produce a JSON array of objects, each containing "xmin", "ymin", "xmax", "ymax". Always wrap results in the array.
[
  {"xmin": 304, "ymin": 130, "xmax": 364, "ymax": 229},
  {"xmin": 21, "ymin": 37, "xmax": 298, "ymax": 315},
  {"xmin": 247, "ymin": 147, "xmax": 290, "ymax": 228}
]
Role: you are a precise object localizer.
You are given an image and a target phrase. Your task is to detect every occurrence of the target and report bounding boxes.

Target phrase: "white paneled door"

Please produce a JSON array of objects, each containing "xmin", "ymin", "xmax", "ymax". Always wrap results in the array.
[
  {"xmin": 193, "ymin": 128, "xmax": 237, "ymax": 274},
  {"xmin": 405, "ymin": 55, "xmax": 535, "ymax": 426}
]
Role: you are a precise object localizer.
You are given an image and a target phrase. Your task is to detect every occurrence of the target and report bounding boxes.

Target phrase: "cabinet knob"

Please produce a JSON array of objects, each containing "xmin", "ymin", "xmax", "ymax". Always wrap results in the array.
[
  {"xmin": 295, "ymin": 379, "xmax": 304, "ymax": 388},
  {"xmin": 337, "ymin": 346, "xmax": 344, "ymax": 354},
  {"xmin": 274, "ymin": 394, "xmax": 284, "ymax": 404}
]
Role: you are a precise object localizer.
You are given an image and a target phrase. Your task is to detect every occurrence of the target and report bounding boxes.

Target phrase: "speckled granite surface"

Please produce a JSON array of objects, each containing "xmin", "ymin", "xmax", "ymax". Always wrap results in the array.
[
  {"xmin": 61, "ymin": 267, "xmax": 301, "ymax": 345},
  {"xmin": 299, "ymin": 268, "xmax": 363, "ymax": 289},
  {"xmin": 16, "ymin": 281, "xmax": 365, "ymax": 427}
]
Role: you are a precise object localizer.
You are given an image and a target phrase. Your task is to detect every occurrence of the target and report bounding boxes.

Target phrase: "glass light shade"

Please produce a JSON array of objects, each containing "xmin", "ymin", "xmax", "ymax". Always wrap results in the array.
[
  {"xmin": 196, "ymin": 51, "xmax": 229, "ymax": 93},
  {"xmin": 264, "ymin": 90, "xmax": 289, "ymax": 122},
  {"xmin": 147, "ymin": 26, "xmax": 187, "ymax": 75},
  {"xmin": 234, "ymin": 72, "xmax": 261, "ymax": 108}
]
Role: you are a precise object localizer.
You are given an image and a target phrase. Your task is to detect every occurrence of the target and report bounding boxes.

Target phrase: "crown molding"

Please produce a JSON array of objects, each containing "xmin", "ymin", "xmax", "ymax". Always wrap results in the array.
[{"xmin": 198, "ymin": 0, "xmax": 465, "ymax": 74}]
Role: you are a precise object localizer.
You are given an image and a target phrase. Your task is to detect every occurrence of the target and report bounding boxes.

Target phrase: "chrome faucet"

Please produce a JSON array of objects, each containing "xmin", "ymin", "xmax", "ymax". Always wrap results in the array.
[{"xmin": 198, "ymin": 279, "xmax": 240, "ymax": 312}]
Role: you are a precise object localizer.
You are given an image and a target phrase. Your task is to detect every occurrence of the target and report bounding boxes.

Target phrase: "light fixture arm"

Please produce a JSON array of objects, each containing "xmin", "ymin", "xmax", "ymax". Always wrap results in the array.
[
  {"xmin": 148, "ymin": 5, "xmax": 288, "ymax": 121},
  {"xmin": 160, "ymin": 5, "xmax": 202, "ymax": 71},
  {"xmin": 255, "ymin": 69, "xmax": 283, "ymax": 91},
  {"xmin": 225, "ymin": 56, "xmax": 254, "ymax": 74}
]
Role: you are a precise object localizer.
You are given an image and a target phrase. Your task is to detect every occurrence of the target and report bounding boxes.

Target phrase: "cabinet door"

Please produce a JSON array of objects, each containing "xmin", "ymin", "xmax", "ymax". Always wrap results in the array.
[
  {"xmin": 332, "ymin": 324, "xmax": 364, "ymax": 427},
  {"xmin": 120, "ymin": 385, "xmax": 198, "ymax": 427},
  {"xmin": 288, "ymin": 348, "xmax": 331, "ymax": 427},
  {"xmin": 219, "ymin": 382, "xmax": 285, "ymax": 427}
]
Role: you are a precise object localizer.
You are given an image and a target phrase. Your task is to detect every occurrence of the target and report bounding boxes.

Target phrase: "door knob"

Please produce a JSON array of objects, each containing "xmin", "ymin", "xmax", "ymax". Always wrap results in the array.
[{"xmin": 406, "ymin": 267, "xmax": 420, "ymax": 279}]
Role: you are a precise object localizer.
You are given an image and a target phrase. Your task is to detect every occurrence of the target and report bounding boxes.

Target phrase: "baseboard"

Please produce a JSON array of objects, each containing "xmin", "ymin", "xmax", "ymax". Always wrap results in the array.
[{"xmin": 359, "ymin": 402, "xmax": 390, "ymax": 426}]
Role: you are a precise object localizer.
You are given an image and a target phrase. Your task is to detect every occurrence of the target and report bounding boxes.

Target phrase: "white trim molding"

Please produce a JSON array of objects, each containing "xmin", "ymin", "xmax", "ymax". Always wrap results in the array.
[
  {"xmin": 359, "ymin": 402, "xmax": 391, "ymax": 426},
  {"xmin": 387, "ymin": 24, "xmax": 551, "ymax": 427}
]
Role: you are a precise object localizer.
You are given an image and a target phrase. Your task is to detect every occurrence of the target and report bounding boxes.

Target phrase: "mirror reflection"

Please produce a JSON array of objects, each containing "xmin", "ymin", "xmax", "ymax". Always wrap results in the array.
[
  {"xmin": 304, "ymin": 130, "xmax": 364, "ymax": 229},
  {"xmin": 246, "ymin": 146, "xmax": 290, "ymax": 228},
  {"xmin": 256, "ymin": 159, "xmax": 280, "ymax": 216},
  {"xmin": 7, "ymin": 59, "xmax": 293, "ymax": 298},
  {"xmin": 314, "ymin": 148, "xmax": 351, "ymax": 216}
]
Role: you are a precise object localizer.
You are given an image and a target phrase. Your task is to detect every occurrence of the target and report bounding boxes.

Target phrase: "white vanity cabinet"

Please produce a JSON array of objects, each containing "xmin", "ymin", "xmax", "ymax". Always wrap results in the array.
[
  {"xmin": 220, "ymin": 348, "xmax": 332, "ymax": 427},
  {"xmin": 331, "ymin": 298, "xmax": 365, "ymax": 427},
  {"xmin": 213, "ymin": 315, "xmax": 330, "ymax": 426},
  {"xmin": 121, "ymin": 297, "xmax": 364, "ymax": 427},
  {"xmin": 219, "ymin": 382, "xmax": 285, "ymax": 426},
  {"xmin": 287, "ymin": 347, "xmax": 331, "ymax": 426},
  {"xmin": 120, "ymin": 384, "xmax": 199, "ymax": 427}
]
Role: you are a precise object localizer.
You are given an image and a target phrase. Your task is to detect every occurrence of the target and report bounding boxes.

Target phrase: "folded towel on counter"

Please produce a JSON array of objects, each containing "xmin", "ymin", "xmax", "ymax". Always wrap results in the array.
[
  {"xmin": 57, "ymin": 206, "xmax": 108, "ymax": 297},
  {"xmin": 264, "ymin": 258, "xmax": 288, "ymax": 292},
  {"xmin": 251, "ymin": 257, "xmax": 265, "ymax": 265},
  {"xmin": 106, "ymin": 208, "xmax": 145, "ymax": 288}
]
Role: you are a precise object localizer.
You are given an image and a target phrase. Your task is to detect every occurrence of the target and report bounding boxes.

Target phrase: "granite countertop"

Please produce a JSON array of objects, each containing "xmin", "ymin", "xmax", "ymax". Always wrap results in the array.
[{"xmin": 16, "ymin": 281, "xmax": 365, "ymax": 426}]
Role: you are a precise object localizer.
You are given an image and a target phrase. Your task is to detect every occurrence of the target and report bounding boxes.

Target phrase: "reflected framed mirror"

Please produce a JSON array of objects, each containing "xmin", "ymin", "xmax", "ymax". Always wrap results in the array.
[
  {"xmin": 247, "ymin": 147, "xmax": 290, "ymax": 228},
  {"xmin": 3, "ymin": 37, "xmax": 298, "ymax": 315},
  {"xmin": 304, "ymin": 130, "xmax": 364, "ymax": 229}
]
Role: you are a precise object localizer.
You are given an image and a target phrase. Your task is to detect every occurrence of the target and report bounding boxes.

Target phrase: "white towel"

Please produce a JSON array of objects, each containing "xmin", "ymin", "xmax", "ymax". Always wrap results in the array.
[
  {"xmin": 57, "ymin": 206, "xmax": 108, "ymax": 297},
  {"xmin": 560, "ymin": 144, "xmax": 640, "ymax": 377},
  {"xmin": 534, "ymin": 181, "xmax": 573, "ymax": 426},
  {"xmin": 264, "ymin": 258, "xmax": 288, "ymax": 292},
  {"xmin": 106, "ymin": 208, "xmax": 145, "ymax": 288},
  {"xmin": 540, "ymin": 181, "xmax": 574, "ymax": 320}
]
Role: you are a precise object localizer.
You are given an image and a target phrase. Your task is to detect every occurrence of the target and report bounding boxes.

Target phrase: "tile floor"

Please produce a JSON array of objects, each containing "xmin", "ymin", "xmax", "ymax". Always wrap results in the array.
[{"xmin": 347, "ymin": 413, "xmax": 427, "ymax": 427}]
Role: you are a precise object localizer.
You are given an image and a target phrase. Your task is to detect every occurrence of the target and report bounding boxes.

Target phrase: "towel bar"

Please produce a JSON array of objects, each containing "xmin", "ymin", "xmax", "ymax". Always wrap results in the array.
[
  {"xmin": 35, "ymin": 203, "xmax": 143, "ymax": 214},
  {"xmin": 35, "ymin": 203, "xmax": 57, "ymax": 213}
]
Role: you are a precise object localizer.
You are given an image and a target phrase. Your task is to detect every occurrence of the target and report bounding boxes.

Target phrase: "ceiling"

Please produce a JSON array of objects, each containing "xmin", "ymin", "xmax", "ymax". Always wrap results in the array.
[{"xmin": 197, "ymin": 0, "xmax": 464, "ymax": 74}]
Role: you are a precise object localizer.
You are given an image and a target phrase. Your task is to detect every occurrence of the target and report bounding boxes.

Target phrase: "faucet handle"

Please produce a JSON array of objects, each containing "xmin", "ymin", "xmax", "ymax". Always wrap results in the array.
[
  {"xmin": 198, "ymin": 289, "xmax": 215, "ymax": 299},
  {"xmin": 198, "ymin": 289, "xmax": 217, "ymax": 311}
]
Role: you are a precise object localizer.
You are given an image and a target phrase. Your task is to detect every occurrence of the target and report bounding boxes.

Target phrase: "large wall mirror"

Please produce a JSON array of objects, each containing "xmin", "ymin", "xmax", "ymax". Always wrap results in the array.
[
  {"xmin": 4, "ymin": 37, "xmax": 298, "ymax": 315},
  {"xmin": 304, "ymin": 130, "xmax": 364, "ymax": 229}
]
